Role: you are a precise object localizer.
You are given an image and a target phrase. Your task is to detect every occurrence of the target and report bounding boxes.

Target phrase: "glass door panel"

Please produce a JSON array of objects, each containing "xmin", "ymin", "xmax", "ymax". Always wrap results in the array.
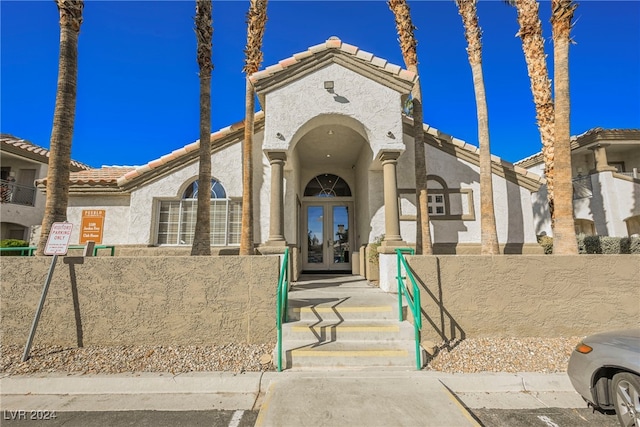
[
  {"xmin": 303, "ymin": 203, "xmax": 351, "ymax": 271},
  {"xmin": 306, "ymin": 206, "xmax": 324, "ymax": 265},
  {"xmin": 332, "ymin": 205, "xmax": 349, "ymax": 266}
]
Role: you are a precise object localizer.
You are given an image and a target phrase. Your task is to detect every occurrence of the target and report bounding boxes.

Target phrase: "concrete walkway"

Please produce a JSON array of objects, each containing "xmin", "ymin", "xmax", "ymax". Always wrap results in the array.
[{"xmin": 1, "ymin": 371, "xmax": 585, "ymax": 426}]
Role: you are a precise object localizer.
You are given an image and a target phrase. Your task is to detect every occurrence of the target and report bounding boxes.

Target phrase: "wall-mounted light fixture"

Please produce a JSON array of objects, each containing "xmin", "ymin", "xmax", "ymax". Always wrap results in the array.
[
  {"xmin": 386, "ymin": 131, "xmax": 395, "ymax": 139},
  {"xmin": 324, "ymin": 81, "xmax": 334, "ymax": 93},
  {"xmin": 276, "ymin": 132, "xmax": 284, "ymax": 140},
  {"xmin": 327, "ymin": 129, "xmax": 334, "ymax": 135}
]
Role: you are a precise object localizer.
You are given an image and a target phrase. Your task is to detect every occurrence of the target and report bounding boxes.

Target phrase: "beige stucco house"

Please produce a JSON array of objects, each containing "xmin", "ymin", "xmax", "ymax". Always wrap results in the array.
[
  {"xmin": 517, "ymin": 128, "xmax": 640, "ymax": 238},
  {"xmin": 0, "ymin": 134, "xmax": 89, "ymax": 242},
  {"xmin": 41, "ymin": 37, "xmax": 553, "ymax": 288}
]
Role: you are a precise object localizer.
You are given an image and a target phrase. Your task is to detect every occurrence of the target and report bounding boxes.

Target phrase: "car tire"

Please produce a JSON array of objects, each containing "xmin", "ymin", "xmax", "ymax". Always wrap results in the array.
[{"xmin": 612, "ymin": 372, "xmax": 640, "ymax": 427}]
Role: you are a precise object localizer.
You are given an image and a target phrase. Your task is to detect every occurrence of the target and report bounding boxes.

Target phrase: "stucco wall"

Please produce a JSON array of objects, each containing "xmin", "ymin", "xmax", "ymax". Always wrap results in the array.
[
  {"xmin": 1, "ymin": 256, "xmax": 279, "ymax": 346},
  {"xmin": 398, "ymin": 137, "xmax": 539, "ymax": 245},
  {"xmin": 67, "ymin": 195, "xmax": 131, "ymax": 244},
  {"xmin": 405, "ymin": 255, "xmax": 640, "ymax": 341},
  {"xmin": 263, "ymin": 63, "xmax": 405, "ymax": 159}
]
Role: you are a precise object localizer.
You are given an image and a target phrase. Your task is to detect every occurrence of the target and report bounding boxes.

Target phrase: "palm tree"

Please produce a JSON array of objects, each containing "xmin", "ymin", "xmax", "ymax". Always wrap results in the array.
[
  {"xmin": 506, "ymin": 0, "xmax": 556, "ymax": 221},
  {"xmin": 191, "ymin": 0, "xmax": 214, "ymax": 256},
  {"xmin": 455, "ymin": 0, "xmax": 500, "ymax": 255},
  {"xmin": 37, "ymin": 0, "xmax": 84, "ymax": 255},
  {"xmin": 240, "ymin": 0, "xmax": 268, "ymax": 256},
  {"xmin": 388, "ymin": 0, "xmax": 433, "ymax": 255},
  {"xmin": 550, "ymin": 0, "xmax": 578, "ymax": 254}
]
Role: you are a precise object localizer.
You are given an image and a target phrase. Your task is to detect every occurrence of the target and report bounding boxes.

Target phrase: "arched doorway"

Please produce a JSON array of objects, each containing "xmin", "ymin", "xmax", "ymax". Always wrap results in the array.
[{"xmin": 302, "ymin": 174, "xmax": 353, "ymax": 272}]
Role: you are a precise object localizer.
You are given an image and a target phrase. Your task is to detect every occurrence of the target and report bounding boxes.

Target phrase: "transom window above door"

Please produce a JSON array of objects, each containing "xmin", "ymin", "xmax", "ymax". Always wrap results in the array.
[{"xmin": 304, "ymin": 174, "xmax": 351, "ymax": 197}]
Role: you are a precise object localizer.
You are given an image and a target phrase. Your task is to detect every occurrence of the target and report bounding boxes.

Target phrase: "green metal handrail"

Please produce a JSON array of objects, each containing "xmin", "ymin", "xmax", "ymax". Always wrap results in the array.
[
  {"xmin": 276, "ymin": 247, "xmax": 290, "ymax": 372},
  {"xmin": 0, "ymin": 245, "xmax": 115, "ymax": 256},
  {"xmin": 395, "ymin": 248, "xmax": 423, "ymax": 370},
  {"xmin": 0, "ymin": 246, "xmax": 37, "ymax": 256}
]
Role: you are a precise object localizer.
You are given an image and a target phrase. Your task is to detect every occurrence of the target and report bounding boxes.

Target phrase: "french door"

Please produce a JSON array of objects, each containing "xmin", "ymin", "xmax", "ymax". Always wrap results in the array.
[{"xmin": 302, "ymin": 202, "xmax": 352, "ymax": 271}]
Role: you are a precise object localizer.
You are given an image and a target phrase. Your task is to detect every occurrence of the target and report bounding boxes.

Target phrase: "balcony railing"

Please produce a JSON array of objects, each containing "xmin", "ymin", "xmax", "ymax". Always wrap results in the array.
[
  {"xmin": 0, "ymin": 179, "xmax": 36, "ymax": 206},
  {"xmin": 572, "ymin": 175, "xmax": 593, "ymax": 200}
]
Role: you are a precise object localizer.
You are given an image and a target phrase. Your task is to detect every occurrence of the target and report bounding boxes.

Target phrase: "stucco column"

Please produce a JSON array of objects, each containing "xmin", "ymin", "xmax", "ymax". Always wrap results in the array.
[
  {"xmin": 265, "ymin": 151, "xmax": 287, "ymax": 246},
  {"xmin": 590, "ymin": 144, "xmax": 617, "ymax": 172},
  {"xmin": 379, "ymin": 150, "xmax": 404, "ymax": 245}
]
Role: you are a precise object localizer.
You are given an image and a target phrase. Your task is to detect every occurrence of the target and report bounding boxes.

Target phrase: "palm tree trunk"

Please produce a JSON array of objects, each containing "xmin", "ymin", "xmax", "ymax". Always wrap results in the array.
[
  {"xmin": 240, "ymin": 0, "xmax": 267, "ymax": 256},
  {"xmin": 551, "ymin": 0, "xmax": 578, "ymax": 254},
  {"xmin": 37, "ymin": 0, "xmax": 83, "ymax": 256},
  {"xmin": 388, "ymin": 0, "xmax": 432, "ymax": 254},
  {"xmin": 457, "ymin": 0, "xmax": 500, "ymax": 255},
  {"xmin": 511, "ymin": 0, "xmax": 556, "ymax": 221},
  {"xmin": 411, "ymin": 80, "xmax": 432, "ymax": 255},
  {"xmin": 240, "ymin": 79, "xmax": 255, "ymax": 255},
  {"xmin": 191, "ymin": 0, "xmax": 213, "ymax": 256}
]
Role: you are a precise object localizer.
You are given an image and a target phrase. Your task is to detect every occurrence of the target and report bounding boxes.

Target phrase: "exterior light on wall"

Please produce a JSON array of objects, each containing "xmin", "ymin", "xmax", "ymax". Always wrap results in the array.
[
  {"xmin": 276, "ymin": 132, "xmax": 285, "ymax": 140},
  {"xmin": 386, "ymin": 131, "xmax": 395, "ymax": 139},
  {"xmin": 324, "ymin": 81, "xmax": 334, "ymax": 93},
  {"xmin": 327, "ymin": 130, "xmax": 334, "ymax": 135}
]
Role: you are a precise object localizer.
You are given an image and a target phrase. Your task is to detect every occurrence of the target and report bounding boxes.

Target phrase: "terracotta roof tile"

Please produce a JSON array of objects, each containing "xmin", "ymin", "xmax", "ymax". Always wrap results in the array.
[
  {"xmin": 249, "ymin": 37, "xmax": 416, "ymax": 86},
  {"xmin": 61, "ymin": 166, "xmax": 136, "ymax": 186},
  {"xmin": 514, "ymin": 127, "xmax": 640, "ymax": 167},
  {"xmin": 0, "ymin": 133, "xmax": 91, "ymax": 171},
  {"xmin": 115, "ymin": 113, "xmax": 265, "ymax": 187}
]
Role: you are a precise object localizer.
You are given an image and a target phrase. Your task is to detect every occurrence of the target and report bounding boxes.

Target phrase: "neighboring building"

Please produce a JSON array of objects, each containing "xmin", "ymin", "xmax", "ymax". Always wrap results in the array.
[
  {"xmin": 517, "ymin": 128, "xmax": 640, "ymax": 238},
  {"xmin": 0, "ymin": 134, "xmax": 89, "ymax": 243},
  {"xmin": 42, "ymin": 37, "xmax": 546, "ymax": 285}
]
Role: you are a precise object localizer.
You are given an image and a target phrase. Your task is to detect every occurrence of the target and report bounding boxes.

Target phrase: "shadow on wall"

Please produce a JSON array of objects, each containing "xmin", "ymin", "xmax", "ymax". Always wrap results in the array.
[
  {"xmin": 504, "ymin": 168, "xmax": 525, "ymax": 250},
  {"xmin": 410, "ymin": 258, "xmax": 465, "ymax": 346},
  {"xmin": 65, "ymin": 257, "xmax": 84, "ymax": 348},
  {"xmin": 589, "ymin": 174, "xmax": 609, "ymax": 236}
]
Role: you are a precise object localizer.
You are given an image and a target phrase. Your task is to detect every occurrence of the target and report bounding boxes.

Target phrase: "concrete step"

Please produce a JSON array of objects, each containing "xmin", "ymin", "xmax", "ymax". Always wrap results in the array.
[
  {"xmin": 281, "ymin": 340, "xmax": 420, "ymax": 369},
  {"xmin": 287, "ymin": 303, "xmax": 400, "ymax": 321},
  {"xmin": 281, "ymin": 319, "xmax": 416, "ymax": 342}
]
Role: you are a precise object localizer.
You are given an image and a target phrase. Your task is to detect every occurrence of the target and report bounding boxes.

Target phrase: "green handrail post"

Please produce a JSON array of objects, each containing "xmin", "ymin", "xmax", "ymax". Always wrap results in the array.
[
  {"xmin": 276, "ymin": 247, "xmax": 290, "ymax": 372},
  {"xmin": 395, "ymin": 248, "xmax": 422, "ymax": 370}
]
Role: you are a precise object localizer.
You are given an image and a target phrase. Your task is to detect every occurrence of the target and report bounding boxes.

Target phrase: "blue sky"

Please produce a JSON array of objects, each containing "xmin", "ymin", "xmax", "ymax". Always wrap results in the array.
[{"xmin": 2, "ymin": 1, "xmax": 639, "ymax": 168}]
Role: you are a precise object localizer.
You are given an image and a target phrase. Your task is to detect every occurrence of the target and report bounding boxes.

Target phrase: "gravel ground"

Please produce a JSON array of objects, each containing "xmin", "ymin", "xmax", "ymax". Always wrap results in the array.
[
  {"xmin": 0, "ymin": 344, "xmax": 276, "ymax": 376},
  {"xmin": 1, "ymin": 337, "xmax": 581, "ymax": 376},
  {"xmin": 426, "ymin": 336, "xmax": 582, "ymax": 373}
]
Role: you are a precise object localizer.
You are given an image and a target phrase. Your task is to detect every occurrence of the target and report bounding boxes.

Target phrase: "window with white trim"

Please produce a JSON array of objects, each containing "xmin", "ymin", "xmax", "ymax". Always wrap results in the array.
[
  {"xmin": 157, "ymin": 179, "xmax": 241, "ymax": 246},
  {"xmin": 428, "ymin": 194, "xmax": 446, "ymax": 216}
]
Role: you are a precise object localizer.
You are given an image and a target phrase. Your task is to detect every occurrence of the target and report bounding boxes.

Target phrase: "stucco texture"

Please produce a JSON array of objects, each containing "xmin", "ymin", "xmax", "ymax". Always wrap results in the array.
[
  {"xmin": 1, "ymin": 256, "xmax": 279, "ymax": 346},
  {"xmin": 405, "ymin": 255, "xmax": 640, "ymax": 341}
]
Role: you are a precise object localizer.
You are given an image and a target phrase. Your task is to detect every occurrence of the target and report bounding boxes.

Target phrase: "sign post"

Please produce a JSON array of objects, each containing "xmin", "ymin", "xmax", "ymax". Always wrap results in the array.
[{"xmin": 22, "ymin": 222, "xmax": 73, "ymax": 362}]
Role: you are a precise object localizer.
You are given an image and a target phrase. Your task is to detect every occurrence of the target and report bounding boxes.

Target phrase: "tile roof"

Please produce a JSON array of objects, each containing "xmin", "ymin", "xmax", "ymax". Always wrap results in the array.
[
  {"xmin": 69, "ymin": 166, "xmax": 137, "ymax": 185},
  {"xmin": 45, "ymin": 112, "xmax": 265, "ymax": 189},
  {"xmin": 514, "ymin": 127, "xmax": 640, "ymax": 168},
  {"xmin": 116, "ymin": 111, "xmax": 264, "ymax": 188},
  {"xmin": 402, "ymin": 116, "xmax": 545, "ymax": 191},
  {"xmin": 0, "ymin": 133, "xmax": 91, "ymax": 171},
  {"xmin": 249, "ymin": 36, "xmax": 417, "ymax": 86}
]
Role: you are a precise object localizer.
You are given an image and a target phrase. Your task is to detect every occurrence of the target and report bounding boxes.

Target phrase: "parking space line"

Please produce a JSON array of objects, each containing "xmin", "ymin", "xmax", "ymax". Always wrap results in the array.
[
  {"xmin": 537, "ymin": 415, "xmax": 560, "ymax": 427},
  {"xmin": 228, "ymin": 410, "xmax": 244, "ymax": 427}
]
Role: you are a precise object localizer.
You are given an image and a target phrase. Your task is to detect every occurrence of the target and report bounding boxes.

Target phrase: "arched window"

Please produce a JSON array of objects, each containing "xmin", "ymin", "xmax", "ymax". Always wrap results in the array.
[
  {"xmin": 182, "ymin": 179, "xmax": 226, "ymax": 199},
  {"xmin": 157, "ymin": 178, "xmax": 240, "ymax": 246},
  {"xmin": 304, "ymin": 174, "xmax": 351, "ymax": 197}
]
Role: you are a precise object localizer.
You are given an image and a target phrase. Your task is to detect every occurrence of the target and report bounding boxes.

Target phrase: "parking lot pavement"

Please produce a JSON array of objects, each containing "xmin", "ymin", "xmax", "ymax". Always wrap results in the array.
[
  {"xmin": 0, "ymin": 410, "xmax": 259, "ymax": 427},
  {"xmin": 470, "ymin": 407, "xmax": 620, "ymax": 427},
  {"xmin": 438, "ymin": 373, "xmax": 621, "ymax": 427}
]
